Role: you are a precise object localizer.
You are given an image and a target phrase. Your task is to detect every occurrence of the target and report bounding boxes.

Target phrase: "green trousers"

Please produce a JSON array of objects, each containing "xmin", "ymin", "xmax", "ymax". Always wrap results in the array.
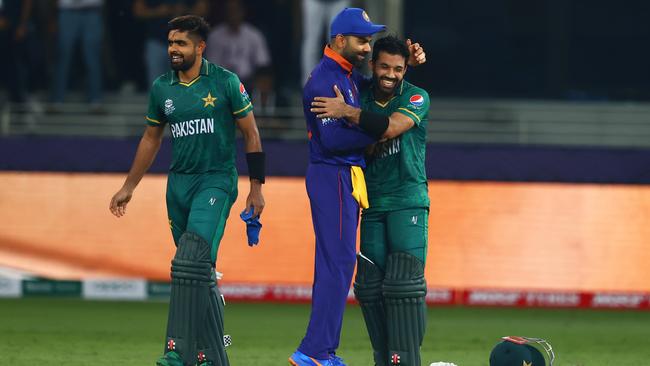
[
  {"xmin": 166, "ymin": 172, "xmax": 238, "ymax": 263},
  {"xmin": 360, "ymin": 207, "xmax": 428, "ymax": 271}
]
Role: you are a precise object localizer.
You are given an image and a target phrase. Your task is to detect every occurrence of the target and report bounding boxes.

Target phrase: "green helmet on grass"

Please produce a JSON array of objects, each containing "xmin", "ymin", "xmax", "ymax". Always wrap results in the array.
[{"xmin": 489, "ymin": 336, "xmax": 555, "ymax": 366}]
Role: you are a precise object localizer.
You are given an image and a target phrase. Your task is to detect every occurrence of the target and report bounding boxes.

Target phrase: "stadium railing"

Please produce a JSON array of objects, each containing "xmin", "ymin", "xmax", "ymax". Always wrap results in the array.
[{"xmin": 3, "ymin": 98, "xmax": 650, "ymax": 148}]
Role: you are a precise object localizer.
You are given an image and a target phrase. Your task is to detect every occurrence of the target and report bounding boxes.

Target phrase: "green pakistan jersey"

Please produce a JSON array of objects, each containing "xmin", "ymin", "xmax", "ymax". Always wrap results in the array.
[
  {"xmin": 361, "ymin": 80, "xmax": 430, "ymax": 211},
  {"xmin": 145, "ymin": 58, "xmax": 253, "ymax": 174}
]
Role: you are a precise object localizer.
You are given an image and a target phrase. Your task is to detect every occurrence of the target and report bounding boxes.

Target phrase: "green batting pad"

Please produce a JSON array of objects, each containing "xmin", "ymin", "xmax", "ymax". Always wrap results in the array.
[
  {"xmin": 354, "ymin": 253, "xmax": 389, "ymax": 366},
  {"xmin": 156, "ymin": 351, "xmax": 184, "ymax": 366},
  {"xmin": 166, "ymin": 232, "xmax": 213, "ymax": 365},
  {"xmin": 195, "ymin": 272, "xmax": 230, "ymax": 366},
  {"xmin": 383, "ymin": 252, "xmax": 427, "ymax": 366}
]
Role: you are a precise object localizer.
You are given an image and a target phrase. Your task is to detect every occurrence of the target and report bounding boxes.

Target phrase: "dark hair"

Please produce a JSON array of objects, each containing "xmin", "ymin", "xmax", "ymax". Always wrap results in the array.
[
  {"xmin": 371, "ymin": 35, "xmax": 410, "ymax": 63},
  {"xmin": 168, "ymin": 15, "xmax": 210, "ymax": 42}
]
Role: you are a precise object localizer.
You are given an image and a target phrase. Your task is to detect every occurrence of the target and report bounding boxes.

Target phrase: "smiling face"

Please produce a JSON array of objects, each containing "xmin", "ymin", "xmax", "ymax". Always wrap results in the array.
[
  {"xmin": 370, "ymin": 50, "xmax": 407, "ymax": 97},
  {"xmin": 338, "ymin": 35, "xmax": 372, "ymax": 67},
  {"xmin": 167, "ymin": 30, "xmax": 204, "ymax": 72}
]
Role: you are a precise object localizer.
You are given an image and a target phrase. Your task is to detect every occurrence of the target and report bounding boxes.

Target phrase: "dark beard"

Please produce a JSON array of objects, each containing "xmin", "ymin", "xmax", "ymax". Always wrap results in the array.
[
  {"xmin": 373, "ymin": 77, "xmax": 400, "ymax": 100},
  {"xmin": 170, "ymin": 53, "xmax": 196, "ymax": 72},
  {"xmin": 341, "ymin": 48, "xmax": 366, "ymax": 68}
]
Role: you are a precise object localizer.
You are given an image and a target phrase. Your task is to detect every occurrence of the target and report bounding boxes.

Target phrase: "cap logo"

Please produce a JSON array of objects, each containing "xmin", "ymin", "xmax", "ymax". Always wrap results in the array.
[
  {"xmin": 362, "ymin": 11, "xmax": 370, "ymax": 22},
  {"xmin": 523, "ymin": 362, "xmax": 532, "ymax": 366}
]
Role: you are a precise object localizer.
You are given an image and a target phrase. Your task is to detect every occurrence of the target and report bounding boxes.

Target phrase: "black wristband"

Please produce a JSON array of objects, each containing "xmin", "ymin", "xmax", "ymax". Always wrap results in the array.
[
  {"xmin": 358, "ymin": 110, "xmax": 389, "ymax": 139},
  {"xmin": 246, "ymin": 152, "xmax": 266, "ymax": 184}
]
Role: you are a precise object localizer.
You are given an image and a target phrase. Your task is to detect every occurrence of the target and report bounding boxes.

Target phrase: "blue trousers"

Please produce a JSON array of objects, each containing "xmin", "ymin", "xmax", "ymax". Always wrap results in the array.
[{"xmin": 299, "ymin": 163, "xmax": 359, "ymax": 359}]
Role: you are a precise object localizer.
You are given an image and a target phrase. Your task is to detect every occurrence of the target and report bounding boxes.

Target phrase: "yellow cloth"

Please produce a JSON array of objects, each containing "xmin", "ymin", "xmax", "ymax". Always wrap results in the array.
[{"xmin": 350, "ymin": 166, "xmax": 369, "ymax": 209}]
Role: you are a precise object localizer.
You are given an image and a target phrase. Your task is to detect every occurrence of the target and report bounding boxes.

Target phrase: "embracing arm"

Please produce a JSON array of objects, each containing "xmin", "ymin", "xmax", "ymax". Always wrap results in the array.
[
  {"xmin": 311, "ymin": 85, "xmax": 415, "ymax": 140},
  {"xmin": 307, "ymin": 83, "xmax": 376, "ymax": 152}
]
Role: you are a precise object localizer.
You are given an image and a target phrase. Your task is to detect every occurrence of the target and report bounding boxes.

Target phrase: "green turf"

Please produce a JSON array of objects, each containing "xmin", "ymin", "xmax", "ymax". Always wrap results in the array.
[{"xmin": 0, "ymin": 298, "xmax": 649, "ymax": 365}]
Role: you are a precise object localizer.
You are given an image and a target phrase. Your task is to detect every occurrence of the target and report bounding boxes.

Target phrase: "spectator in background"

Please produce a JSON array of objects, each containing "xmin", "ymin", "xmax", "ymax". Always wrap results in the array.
[
  {"xmin": 0, "ymin": 0, "xmax": 33, "ymax": 103},
  {"xmin": 205, "ymin": 0, "xmax": 274, "ymax": 111},
  {"xmin": 50, "ymin": 0, "xmax": 104, "ymax": 111},
  {"xmin": 133, "ymin": 0, "xmax": 208, "ymax": 87},
  {"xmin": 301, "ymin": 0, "xmax": 349, "ymax": 85}
]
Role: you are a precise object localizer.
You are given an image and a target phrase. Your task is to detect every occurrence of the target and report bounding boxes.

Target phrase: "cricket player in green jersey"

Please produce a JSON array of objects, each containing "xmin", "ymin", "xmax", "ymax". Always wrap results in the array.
[
  {"xmin": 311, "ymin": 35, "xmax": 430, "ymax": 366},
  {"xmin": 109, "ymin": 15, "xmax": 265, "ymax": 366}
]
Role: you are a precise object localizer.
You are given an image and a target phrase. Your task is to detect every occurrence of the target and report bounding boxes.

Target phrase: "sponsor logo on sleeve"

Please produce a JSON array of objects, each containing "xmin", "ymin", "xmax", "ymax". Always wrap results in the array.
[
  {"xmin": 409, "ymin": 94, "xmax": 424, "ymax": 108},
  {"xmin": 239, "ymin": 83, "xmax": 250, "ymax": 100}
]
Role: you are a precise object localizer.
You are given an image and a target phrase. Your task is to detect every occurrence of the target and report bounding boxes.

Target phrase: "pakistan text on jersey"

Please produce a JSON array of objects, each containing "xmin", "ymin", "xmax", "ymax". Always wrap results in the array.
[
  {"xmin": 170, "ymin": 118, "xmax": 215, "ymax": 138},
  {"xmin": 374, "ymin": 138, "xmax": 401, "ymax": 158}
]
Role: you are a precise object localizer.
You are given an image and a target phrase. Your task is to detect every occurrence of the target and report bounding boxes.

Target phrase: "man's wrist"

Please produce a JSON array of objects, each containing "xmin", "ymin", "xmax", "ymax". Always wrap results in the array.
[
  {"xmin": 122, "ymin": 183, "xmax": 136, "ymax": 192},
  {"xmin": 345, "ymin": 105, "xmax": 362, "ymax": 124},
  {"xmin": 246, "ymin": 152, "xmax": 266, "ymax": 184},
  {"xmin": 358, "ymin": 111, "xmax": 389, "ymax": 139}
]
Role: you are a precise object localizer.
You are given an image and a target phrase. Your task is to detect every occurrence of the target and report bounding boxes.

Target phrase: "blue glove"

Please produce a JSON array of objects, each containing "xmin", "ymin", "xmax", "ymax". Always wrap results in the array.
[{"xmin": 240, "ymin": 208, "xmax": 262, "ymax": 246}]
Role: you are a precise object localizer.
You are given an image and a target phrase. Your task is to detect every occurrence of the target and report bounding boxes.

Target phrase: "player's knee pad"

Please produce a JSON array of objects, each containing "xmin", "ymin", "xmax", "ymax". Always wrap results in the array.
[
  {"xmin": 354, "ymin": 253, "xmax": 384, "ymax": 302},
  {"xmin": 383, "ymin": 252, "xmax": 427, "ymax": 366},
  {"xmin": 383, "ymin": 252, "xmax": 426, "ymax": 299},
  {"xmin": 354, "ymin": 253, "xmax": 389, "ymax": 366},
  {"xmin": 165, "ymin": 232, "xmax": 215, "ymax": 365}
]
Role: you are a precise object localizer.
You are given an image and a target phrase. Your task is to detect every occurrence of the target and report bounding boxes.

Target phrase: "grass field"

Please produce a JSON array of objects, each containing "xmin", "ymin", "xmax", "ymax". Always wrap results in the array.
[{"xmin": 1, "ymin": 298, "xmax": 649, "ymax": 365}]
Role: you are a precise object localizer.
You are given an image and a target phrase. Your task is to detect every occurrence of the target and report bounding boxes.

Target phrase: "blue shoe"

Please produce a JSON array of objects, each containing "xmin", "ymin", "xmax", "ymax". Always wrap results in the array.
[
  {"xmin": 288, "ymin": 350, "xmax": 331, "ymax": 366},
  {"xmin": 329, "ymin": 355, "xmax": 347, "ymax": 366}
]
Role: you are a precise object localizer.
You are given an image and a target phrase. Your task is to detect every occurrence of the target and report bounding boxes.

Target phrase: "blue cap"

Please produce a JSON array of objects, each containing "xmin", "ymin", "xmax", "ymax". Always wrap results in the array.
[{"xmin": 330, "ymin": 8, "xmax": 386, "ymax": 38}]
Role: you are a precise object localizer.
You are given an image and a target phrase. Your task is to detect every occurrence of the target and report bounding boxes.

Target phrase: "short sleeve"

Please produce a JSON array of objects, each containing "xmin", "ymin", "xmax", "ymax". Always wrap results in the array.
[
  {"xmin": 145, "ymin": 83, "xmax": 166, "ymax": 126},
  {"xmin": 227, "ymin": 74, "xmax": 253, "ymax": 119},
  {"xmin": 396, "ymin": 88, "xmax": 430, "ymax": 125}
]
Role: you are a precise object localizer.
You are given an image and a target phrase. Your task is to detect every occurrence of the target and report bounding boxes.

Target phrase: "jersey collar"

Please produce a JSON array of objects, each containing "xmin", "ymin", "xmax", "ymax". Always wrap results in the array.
[
  {"xmin": 170, "ymin": 58, "xmax": 210, "ymax": 85},
  {"xmin": 323, "ymin": 45, "xmax": 353, "ymax": 74}
]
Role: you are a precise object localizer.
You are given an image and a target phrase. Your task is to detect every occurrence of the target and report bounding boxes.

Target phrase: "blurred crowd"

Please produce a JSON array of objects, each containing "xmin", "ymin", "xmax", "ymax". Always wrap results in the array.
[
  {"xmin": 3, "ymin": 0, "xmax": 650, "ymax": 111},
  {"xmin": 0, "ymin": 0, "xmax": 357, "ymax": 111}
]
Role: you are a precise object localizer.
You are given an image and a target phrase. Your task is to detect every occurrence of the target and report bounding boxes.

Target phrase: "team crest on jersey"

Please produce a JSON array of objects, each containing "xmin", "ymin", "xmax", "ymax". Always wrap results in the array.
[
  {"xmin": 348, "ymin": 89, "xmax": 354, "ymax": 103},
  {"xmin": 239, "ymin": 83, "xmax": 250, "ymax": 100},
  {"xmin": 409, "ymin": 94, "xmax": 424, "ymax": 108},
  {"xmin": 164, "ymin": 99, "xmax": 175, "ymax": 116},
  {"xmin": 202, "ymin": 92, "xmax": 217, "ymax": 107}
]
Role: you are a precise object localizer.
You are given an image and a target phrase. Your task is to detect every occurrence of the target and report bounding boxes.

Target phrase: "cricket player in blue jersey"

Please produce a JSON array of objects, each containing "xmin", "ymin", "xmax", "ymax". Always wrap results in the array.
[{"xmin": 289, "ymin": 8, "xmax": 425, "ymax": 366}]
